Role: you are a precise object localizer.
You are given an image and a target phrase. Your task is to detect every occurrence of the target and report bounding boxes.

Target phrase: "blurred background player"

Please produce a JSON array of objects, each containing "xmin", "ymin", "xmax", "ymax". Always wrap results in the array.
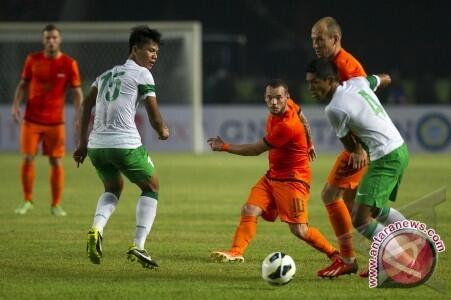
[
  {"xmin": 208, "ymin": 79, "xmax": 338, "ymax": 268},
  {"xmin": 73, "ymin": 26, "xmax": 169, "ymax": 269},
  {"xmin": 11, "ymin": 24, "xmax": 83, "ymax": 216},
  {"xmin": 307, "ymin": 58, "xmax": 411, "ymax": 278}
]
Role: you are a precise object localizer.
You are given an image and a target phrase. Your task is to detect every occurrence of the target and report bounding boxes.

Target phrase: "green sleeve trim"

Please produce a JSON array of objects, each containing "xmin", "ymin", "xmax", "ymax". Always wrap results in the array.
[
  {"xmin": 138, "ymin": 84, "xmax": 155, "ymax": 95},
  {"xmin": 366, "ymin": 75, "xmax": 379, "ymax": 91}
]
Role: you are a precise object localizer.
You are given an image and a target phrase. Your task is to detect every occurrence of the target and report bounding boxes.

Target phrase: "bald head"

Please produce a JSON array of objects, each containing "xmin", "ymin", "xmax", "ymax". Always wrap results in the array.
[
  {"xmin": 311, "ymin": 17, "xmax": 342, "ymax": 58},
  {"xmin": 313, "ymin": 17, "xmax": 342, "ymax": 38}
]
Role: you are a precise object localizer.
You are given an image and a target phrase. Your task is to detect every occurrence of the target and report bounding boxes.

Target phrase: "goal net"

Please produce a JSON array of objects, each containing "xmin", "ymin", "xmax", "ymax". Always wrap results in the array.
[{"xmin": 0, "ymin": 22, "xmax": 203, "ymax": 153}]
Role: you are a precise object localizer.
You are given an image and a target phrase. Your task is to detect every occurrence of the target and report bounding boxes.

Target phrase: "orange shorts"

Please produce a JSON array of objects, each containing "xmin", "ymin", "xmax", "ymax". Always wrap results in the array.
[
  {"xmin": 327, "ymin": 150, "xmax": 367, "ymax": 189},
  {"xmin": 20, "ymin": 120, "xmax": 65, "ymax": 157},
  {"xmin": 246, "ymin": 176, "xmax": 310, "ymax": 224}
]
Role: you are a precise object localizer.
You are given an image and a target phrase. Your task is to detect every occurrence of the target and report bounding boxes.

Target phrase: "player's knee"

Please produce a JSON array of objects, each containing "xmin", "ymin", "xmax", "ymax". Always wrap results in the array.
[
  {"xmin": 104, "ymin": 181, "xmax": 124, "ymax": 199},
  {"xmin": 241, "ymin": 204, "xmax": 261, "ymax": 216},
  {"xmin": 138, "ymin": 177, "xmax": 159, "ymax": 193},
  {"xmin": 321, "ymin": 186, "xmax": 335, "ymax": 204},
  {"xmin": 351, "ymin": 213, "xmax": 365, "ymax": 229},
  {"xmin": 371, "ymin": 207, "xmax": 382, "ymax": 218},
  {"xmin": 107, "ymin": 189, "xmax": 122, "ymax": 199},
  {"xmin": 289, "ymin": 224, "xmax": 309, "ymax": 240},
  {"xmin": 23, "ymin": 155, "xmax": 35, "ymax": 163},
  {"xmin": 149, "ymin": 175, "xmax": 159, "ymax": 192},
  {"xmin": 49, "ymin": 157, "xmax": 62, "ymax": 167}
]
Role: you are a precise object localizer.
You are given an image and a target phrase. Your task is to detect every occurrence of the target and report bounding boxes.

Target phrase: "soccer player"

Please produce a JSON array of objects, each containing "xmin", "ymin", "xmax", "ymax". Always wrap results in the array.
[
  {"xmin": 311, "ymin": 17, "xmax": 406, "ymax": 278},
  {"xmin": 208, "ymin": 79, "xmax": 338, "ymax": 266},
  {"xmin": 312, "ymin": 16, "xmax": 368, "ymax": 276},
  {"xmin": 12, "ymin": 24, "xmax": 83, "ymax": 216},
  {"xmin": 73, "ymin": 26, "xmax": 169, "ymax": 269},
  {"xmin": 306, "ymin": 58, "xmax": 412, "ymax": 277}
]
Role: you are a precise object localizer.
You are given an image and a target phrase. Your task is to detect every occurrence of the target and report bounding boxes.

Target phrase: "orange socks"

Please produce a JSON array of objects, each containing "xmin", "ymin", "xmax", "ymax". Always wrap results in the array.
[
  {"xmin": 21, "ymin": 161, "xmax": 35, "ymax": 201},
  {"xmin": 230, "ymin": 215, "xmax": 257, "ymax": 254},
  {"xmin": 325, "ymin": 200, "xmax": 355, "ymax": 259},
  {"xmin": 303, "ymin": 227, "xmax": 337, "ymax": 257},
  {"xmin": 50, "ymin": 165, "xmax": 64, "ymax": 207}
]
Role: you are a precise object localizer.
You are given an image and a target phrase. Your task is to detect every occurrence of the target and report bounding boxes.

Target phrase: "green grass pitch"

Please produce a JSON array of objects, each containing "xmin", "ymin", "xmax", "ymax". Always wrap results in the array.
[{"xmin": 0, "ymin": 152, "xmax": 450, "ymax": 299}]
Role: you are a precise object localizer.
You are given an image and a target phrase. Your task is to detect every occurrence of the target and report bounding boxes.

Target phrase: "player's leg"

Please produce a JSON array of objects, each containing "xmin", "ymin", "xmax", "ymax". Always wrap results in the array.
[
  {"xmin": 322, "ymin": 151, "xmax": 366, "ymax": 262},
  {"xmin": 86, "ymin": 148, "xmax": 123, "ymax": 264},
  {"xmin": 43, "ymin": 124, "xmax": 66, "ymax": 216},
  {"xmin": 211, "ymin": 176, "xmax": 271, "ymax": 262},
  {"xmin": 353, "ymin": 145, "xmax": 409, "ymax": 238},
  {"xmin": 211, "ymin": 203, "xmax": 262, "ymax": 263},
  {"xmin": 319, "ymin": 183, "xmax": 359, "ymax": 277},
  {"xmin": 322, "ymin": 183, "xmax": 355, "ymax": 264},
  {"xmin": 15, "ymin": 121, "xmax": 41, "ymax": 214},
  {"xmin": 354, "ymin": 144, "xmax": 410, "ymax": 277},
  {"xmin": 48, "ymin": 156, "xmax": 66, "ymax": 216},
  {"xmin": 275, "ymin": 181, "xmax": 337, "ymax": 258},
  {"xmin": 118, "ymin": 146, "xmax": 159, "ymax": 269},
  {"xmin": 342, "ymin": 188, "xmax": 357, "ymax": 213}
]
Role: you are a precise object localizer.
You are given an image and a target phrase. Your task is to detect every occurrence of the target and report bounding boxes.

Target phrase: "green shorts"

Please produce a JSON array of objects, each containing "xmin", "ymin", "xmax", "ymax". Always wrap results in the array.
[
  {"xmin": 87, "ymin": 146, "xmax": 155, "ymax": 184},
  {"xmin": 356, "ymin": 143, "xmax": 409, "ymax": 208}
]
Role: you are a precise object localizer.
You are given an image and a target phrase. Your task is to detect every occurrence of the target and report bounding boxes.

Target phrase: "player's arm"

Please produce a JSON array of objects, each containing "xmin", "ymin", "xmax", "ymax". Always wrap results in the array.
[
  {"xmin": 298, "ymin": 110, "xmax": 317, "ymax": 161},
  {"xmin": 143, "ymin": 96, "xmax": 169, "ymax": 140},
  {"xmin": 72, "ymin": 86, "xmax": 83, "ymax": 131},
  {"xmin": 339, "ymin": 133, "xmax": 367, "ymax": 169},
  {"xmin": 366, "ymin": 74, "xmax": 391, "ymax": 92},
  {"xmin": 208, "ymin": 136, "xmax": 269, "ymax": 156},
  {"xmin": 73, "ymin": 86, "xmax": 97, "ymax": 166},
  {"xmin": 11, "ymin": 79, "xmax": 29, "ymax": 123},
  {"xmin": 326, "ymin": 106, "xmax": 367, "ymax": 169}
]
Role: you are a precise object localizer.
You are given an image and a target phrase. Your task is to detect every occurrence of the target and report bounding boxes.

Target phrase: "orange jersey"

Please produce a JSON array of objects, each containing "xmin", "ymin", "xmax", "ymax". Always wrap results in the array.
[
  {"xmin": 263, "ymin": 99, "xmax": 311, "ymax": 184},
  {"xmin": 21, "ymin": 52, "xmax": 81, "ymax": 125},
  {"xmin": 333, "ymin": 48, "xmax": 366, "ymax": 82}
]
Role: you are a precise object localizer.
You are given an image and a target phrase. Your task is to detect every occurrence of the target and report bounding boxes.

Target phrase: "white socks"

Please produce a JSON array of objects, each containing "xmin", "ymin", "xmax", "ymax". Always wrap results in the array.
[
  {"xmin": 134, "ymin": 196, "xmax": 158, "ymax": 250},
  {"xmin": 92, "ymin": 192, "xmax": 119, "ymax": 235}
]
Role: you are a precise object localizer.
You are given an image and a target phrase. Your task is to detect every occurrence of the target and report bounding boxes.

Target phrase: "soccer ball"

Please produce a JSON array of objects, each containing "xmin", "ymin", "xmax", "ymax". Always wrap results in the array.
[{"xmin": 261, "ymin": 252, "xmax": 296, "ymax": 286}]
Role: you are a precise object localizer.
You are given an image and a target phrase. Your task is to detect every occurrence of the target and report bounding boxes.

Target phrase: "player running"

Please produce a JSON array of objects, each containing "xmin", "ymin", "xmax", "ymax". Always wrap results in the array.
[
  {"xmin": 73, "ymin": 26, "xmax": 169, "ymax": 269},
  {"xmin": 311, "ymin": 17, "xmax": 404, "ymax": 278},
  {"xmin": 307, "ymin": 58, "xmax": 412, "ymax": 278},
  {"xmin": 208, "ymin": 79, "xmax": 339, "ymax": 268}
]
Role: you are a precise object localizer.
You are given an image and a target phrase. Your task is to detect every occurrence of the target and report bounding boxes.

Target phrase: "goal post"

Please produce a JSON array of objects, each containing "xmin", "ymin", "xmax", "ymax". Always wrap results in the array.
[{"xmin": 0, "ymin": 22, "xmax": 203, "ymax": 153}]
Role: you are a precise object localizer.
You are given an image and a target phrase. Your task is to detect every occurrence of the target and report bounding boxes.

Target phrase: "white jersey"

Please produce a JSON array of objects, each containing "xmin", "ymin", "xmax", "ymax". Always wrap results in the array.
[
  {"xmin": 325, "ymin": 76, "xmax": 404, "ymax": 161},
  {"xmin": 88, "ymin": 59, "xmax": 156, "ymax": 149}
]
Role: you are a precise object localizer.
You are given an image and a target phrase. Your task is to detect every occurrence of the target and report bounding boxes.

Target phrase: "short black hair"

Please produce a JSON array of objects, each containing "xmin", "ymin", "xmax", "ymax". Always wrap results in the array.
[
  {"xmin": 266, "ymin": 79, "xmax": 289, "ymax": 93},
  {"xmin": 42, "ymin": 24, "xmax": 60, "ymax": 33},
  {"xmin": 129, "ymin": 25, "xmax": 162, "ymax": 54},
  {"xmin": 306, "ymin": 58, "xmax": 339, "ymax": 81}
]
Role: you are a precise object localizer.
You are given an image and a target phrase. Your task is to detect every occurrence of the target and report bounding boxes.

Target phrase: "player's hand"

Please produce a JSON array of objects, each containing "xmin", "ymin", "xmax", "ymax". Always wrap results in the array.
[
  {"xmin": 308, "ymin": 145, "xmax": 317, "ymax": 162},
  {"xmin": 158, "ymin": 126, "xmax": 169, "ymax": 140},
  {"xmin": 11, "ymin": 105, "xmax": 21, "ymax": 123},
  {"xmin": 348, "ymin": 149, "xmax": 368, "ymax": 169},
  {"xmin": 73, "ymin": 146, "xmax": 88, "ymax": 168},
  {"xmin": 207, "ymin": 136, "xmax": 225, "ymax": 151}
]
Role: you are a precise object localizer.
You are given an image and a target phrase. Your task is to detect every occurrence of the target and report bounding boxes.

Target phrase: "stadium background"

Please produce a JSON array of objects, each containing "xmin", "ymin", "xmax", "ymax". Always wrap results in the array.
[
  {"xmin": 0, "ymin": 0, "xmax": 450, "ymax": 105},
  {"xmin": 0, "ymin": 1, "xmax": 450, "ymax": 299},
  {"xmin": 0, "ymin": 0, "xmax": 450, "ymax": 153}
]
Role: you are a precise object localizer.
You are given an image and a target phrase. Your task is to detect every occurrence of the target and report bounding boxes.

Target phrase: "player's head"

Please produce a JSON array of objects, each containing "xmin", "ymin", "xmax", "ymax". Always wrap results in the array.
[
  {"xmin": 311, "ymin": 16, "xmax": 342, "ymax": 58},
  {"xmin": 42, "ymin": 24, "xmax": 61, "ymax": 56},
  {"xmin": 306, "ymin": 58, "xmax": 339, "ymax": 101},
  {"xmin": 264, "ymin": 79, "xmax": 290, "ymax": 115},
  {"xmin": 129, "ymin": 26, "xmax": 162, "ymax": 69}
]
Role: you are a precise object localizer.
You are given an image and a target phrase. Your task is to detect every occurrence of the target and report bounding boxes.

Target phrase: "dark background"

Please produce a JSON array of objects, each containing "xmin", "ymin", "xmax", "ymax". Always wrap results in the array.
[{"xmin": 1, "ymin": 0, "xmax": 450, "ymax": 104}]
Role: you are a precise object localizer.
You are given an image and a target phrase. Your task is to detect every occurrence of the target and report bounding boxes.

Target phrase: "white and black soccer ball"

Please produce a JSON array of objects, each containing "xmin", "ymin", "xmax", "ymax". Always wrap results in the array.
[{"xmin": 261, "ymin": 252, "xmax": 296, "ymax": 286}]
